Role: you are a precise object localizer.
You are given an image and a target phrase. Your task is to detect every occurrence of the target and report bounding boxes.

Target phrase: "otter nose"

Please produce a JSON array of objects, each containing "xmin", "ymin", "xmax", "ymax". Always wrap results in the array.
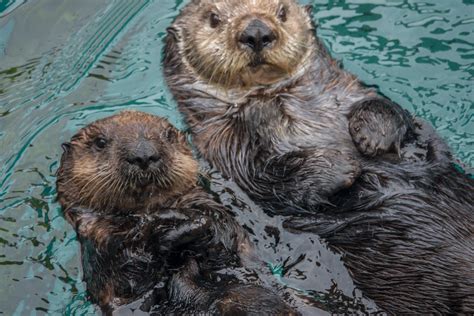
[
  {"xmin": 239, "ymin": 19, "xmax": 276, "ymax": 53},
  {"xmin": 126, "ymin": 142, "xmax": 160, "ymax": 170}
]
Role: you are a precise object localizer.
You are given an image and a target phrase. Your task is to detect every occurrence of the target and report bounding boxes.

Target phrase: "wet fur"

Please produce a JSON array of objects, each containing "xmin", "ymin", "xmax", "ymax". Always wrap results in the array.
[
  {"xmin": 164, "ymin": 0, "xmax": 474, "ymax": 313},
  {"xmin": 285, "ymin": 160, "xmax": 474, "ymax": 314},
  {"xmin": 56, "ymin": 111, "xmax": 295, "ymax": 315}
]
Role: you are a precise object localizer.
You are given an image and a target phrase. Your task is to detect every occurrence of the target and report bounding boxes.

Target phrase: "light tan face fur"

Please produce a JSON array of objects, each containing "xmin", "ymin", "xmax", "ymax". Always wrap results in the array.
[{"xmin": 172, "ymin": 0, "xmax": 314, "ymax": 88}]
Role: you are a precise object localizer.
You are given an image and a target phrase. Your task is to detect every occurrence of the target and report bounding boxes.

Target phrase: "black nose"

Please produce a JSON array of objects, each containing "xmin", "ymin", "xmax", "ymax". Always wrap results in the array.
[
  {"xmin": 126, "ymin": 142, "xmax": 160, "ymax": 170},
  {"xmin": 239, "ymin": 19, "xmax": 276, "ymax": 53}
]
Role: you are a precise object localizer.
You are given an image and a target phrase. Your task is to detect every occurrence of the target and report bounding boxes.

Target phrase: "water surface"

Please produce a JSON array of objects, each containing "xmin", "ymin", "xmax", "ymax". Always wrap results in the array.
[{"xmin": 0, "ymin": 0, "xmax": 472, "ymax": 314}]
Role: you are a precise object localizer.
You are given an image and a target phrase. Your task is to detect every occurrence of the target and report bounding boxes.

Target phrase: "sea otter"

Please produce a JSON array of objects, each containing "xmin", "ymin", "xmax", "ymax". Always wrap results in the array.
[
  {"xmin": 163, "ymin": 0, "xmax": 474, "ymax": 314},
  {"xmin": 56, "ymin": 111, "xmax": 297, "ymax": 315}
]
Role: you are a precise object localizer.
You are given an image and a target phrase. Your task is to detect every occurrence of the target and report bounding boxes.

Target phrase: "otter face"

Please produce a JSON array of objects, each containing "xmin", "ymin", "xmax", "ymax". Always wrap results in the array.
[
  {"xmin": 57, "ymin": 111, "xmax": 198, "ymax": 212},
  {"xmin": 170, "ymin": 0, "xmax": 314, "ymax": 87}
]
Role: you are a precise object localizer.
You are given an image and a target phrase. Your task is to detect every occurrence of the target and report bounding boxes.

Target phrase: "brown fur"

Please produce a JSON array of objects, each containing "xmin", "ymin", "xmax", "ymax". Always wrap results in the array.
[
  {"xmin": 56, "ymin": 111, "xmax": 297, "ymax": 314},
  {"xmin": 168, "ymin": 0, "xmax": 314, "ymax": 88},
  {"xmin": 164, "ymin": 0, "xmax": 474, "ymax": 314},
  {"xmin": 57, "ymin": 110, "xmax": 198, "ymax": 215}
]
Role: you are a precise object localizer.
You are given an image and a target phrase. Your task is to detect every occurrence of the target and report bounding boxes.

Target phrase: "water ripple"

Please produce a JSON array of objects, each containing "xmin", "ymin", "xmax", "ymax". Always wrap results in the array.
[{"xmin": 0, "ymin": 0, "xmax": 472, "ymax": 314}]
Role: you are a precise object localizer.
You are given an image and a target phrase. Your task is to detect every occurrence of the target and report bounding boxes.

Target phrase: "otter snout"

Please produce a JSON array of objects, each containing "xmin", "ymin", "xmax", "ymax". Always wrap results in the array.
[
  {"xmin": 238, "ymin": 19, "xmax": 276, "ymax": 53},
  {"xmin": 125, "ymin": 140, "xmax": 160, "ymax": 170}
]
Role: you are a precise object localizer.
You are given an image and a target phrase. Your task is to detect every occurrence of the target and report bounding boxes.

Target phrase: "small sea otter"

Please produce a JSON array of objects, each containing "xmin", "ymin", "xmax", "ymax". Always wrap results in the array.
[
  {"xmin": 163, "ymin": 0, "xmax": 474, "ymax": 313},
  {"xmin": 56, "ymin": 110, "xmax": 296, "ymax": 315}
]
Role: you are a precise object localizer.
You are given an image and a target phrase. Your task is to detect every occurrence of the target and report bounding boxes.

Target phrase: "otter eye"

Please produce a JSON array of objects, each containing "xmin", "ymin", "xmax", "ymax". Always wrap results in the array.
[
  {"xmin": 210, "ymin": 13, "xmax": 221, "ymax": 28},
  {"xmin": 278, "ymin": 6, "xmax": 287, "ymax": 22},
  {"xmin": 94, "ymin": 137, "xmax": 107, "ymax": 149}
]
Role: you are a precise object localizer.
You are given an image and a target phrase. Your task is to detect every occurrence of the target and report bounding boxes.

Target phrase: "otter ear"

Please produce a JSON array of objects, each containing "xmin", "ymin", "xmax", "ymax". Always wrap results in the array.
[
  {"xmin": 304, "ymin": 5, "xmax": 314, "ymax": 17},
  {"xmin": 61, "ymin": 142, "xmax": 71, "ymax": 153},
  {"xmin": 166, "ymin": 26, "xmax": 179, "ymax": 40},
  {"xmin": 191, "ymin": 0, "xmax": 208, "ymax": 4}
]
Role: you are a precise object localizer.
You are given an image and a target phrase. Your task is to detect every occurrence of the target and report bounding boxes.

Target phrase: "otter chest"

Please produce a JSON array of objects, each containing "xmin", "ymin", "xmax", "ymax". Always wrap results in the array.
[
  {"xmin": 238, "ymin": 98, "xmax": 289, "ymax": 139},
  {"xmin": 235, "ymin": 96, "xmax": 356, "ymax": 153}
]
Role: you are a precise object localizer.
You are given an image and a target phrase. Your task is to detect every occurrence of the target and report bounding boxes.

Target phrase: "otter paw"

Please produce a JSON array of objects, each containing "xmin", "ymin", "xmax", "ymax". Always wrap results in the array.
[
  {"xmin": 325, "ymin": 154, "xmax": 361, "ymax": 193},
  {"xmin": 348, "ymin": 98, "xmax": 411, "ymax": 157},
  {"xmin": 159, "ymin": 215, "xmax": 213, "ymax": 251},
  {"xmin": 349, "ymin": 119, "xmax": 398, "ymax": 157},
  {"xmin": 305, "ymin": 150, "xmax": 361, "ymax": 198}
]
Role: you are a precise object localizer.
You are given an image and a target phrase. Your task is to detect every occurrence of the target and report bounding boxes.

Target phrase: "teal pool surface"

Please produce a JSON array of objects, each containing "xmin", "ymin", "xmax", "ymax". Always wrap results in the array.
[{"xmin": 0, "ymin": 0, "xmax": 472, "ymax": 314}]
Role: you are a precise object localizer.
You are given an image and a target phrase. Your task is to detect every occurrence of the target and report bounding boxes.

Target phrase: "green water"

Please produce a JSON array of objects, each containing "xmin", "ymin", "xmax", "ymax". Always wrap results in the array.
[{"xmin": 0, "ymin": 0, "xmax": 472, "ymax": 314}]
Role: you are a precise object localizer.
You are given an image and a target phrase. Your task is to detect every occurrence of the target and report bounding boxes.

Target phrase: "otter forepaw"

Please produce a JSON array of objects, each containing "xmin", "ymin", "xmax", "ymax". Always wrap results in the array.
[
  {"xmin": 350, "ymin": 119, "xmax": 398, "ymax": 157},
  {"xmin": 158, "ymin": 214, "xmax": 213, "ymax": 252},
  {"xmin": 349, "ymin": 98, "xmax": 412, "ymax": 157},
  {"xmin": 321, "ymin": 152, "xmax": 361, "ymax": 194},
  {"xmin": 300, "ymin": 150, "xmax": 361, "ymax": 203},
  {"xmin": 264, "ymin": 149, "xmax": 360, "ymax": 209}
]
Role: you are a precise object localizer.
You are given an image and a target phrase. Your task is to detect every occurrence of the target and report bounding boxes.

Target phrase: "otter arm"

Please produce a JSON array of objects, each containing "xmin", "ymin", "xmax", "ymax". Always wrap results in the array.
[
  {"xmin": 65, "ymin": 207, "xmax": 212, "ymax": 253},
  {"xmin": 348, "ymin": 97, "xmax": 414, "ymax": 157},
  {"xmin": 65, "ymin": 207, "xmax": 215, "ymax": 310},
  {"xmin": 254, "ymin": 149, "xmax": 360, "ymax": 210}
]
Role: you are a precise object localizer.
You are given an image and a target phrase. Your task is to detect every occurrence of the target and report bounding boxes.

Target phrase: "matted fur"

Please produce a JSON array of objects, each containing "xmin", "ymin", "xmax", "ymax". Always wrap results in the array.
[
  {"xmin": 164, "ymin": 0, "xmax": 474, "ymax": 314},
  {"xmin": 56, "ymin": 111, "xmax": 296, "ymax": 314}
]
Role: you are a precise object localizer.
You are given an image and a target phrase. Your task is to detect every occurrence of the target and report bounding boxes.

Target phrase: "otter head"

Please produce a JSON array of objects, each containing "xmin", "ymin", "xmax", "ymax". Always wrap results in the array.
[
  {"xmin": 169, "ymin": 0, "xmax": 315, "ymax": 88},
  {"xmin": 57, "ymin": 111, "xmax": 198, "ymax": 212}
]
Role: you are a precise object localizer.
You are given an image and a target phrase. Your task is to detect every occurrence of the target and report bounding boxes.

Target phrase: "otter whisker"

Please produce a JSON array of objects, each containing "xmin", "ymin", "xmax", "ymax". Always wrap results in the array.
[
  {"xmin": 106, "ymin": 177, "xmax": 124, "ymax": 209},
  {"xmin": 82, "ymin": 169, "xmax": 117, "ymax": 206},
  {"xmin": 76, "ymin": 169, "xmax": 112, "ymax": 198},
  {"xmin": 59, "ymin": 167, "xmax": 105, "ymax": 187},
  {"xmin": 82, "ymin": 176, "xmax": 113, "ymax": 208}
]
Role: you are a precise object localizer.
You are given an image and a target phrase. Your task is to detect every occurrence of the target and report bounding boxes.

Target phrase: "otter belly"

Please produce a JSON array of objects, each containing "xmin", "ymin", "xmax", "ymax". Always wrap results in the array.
[{"xmin": 292, "ymin": 160, "xmax": 474, "ymax": 314}]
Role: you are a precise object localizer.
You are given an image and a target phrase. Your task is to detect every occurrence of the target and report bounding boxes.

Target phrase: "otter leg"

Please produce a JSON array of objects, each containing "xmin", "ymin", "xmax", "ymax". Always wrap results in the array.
[
  {"xmin": 259, "ymin": 149, "xmax": 361, "ymax": 209},
  {"xmin": 348, "ymin": 98, "xmax": 413, "ymax": 157},
  {"xmin": 282, "ymin": 211, "xmax": 367, "ymax": 237},
  {"xmin": 169, "ymin": 261, "xmax": 298, "ymax": 315},
  {"xmin": 168, "ymin": 259, "xmax": 212, "ymax": 308}
]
